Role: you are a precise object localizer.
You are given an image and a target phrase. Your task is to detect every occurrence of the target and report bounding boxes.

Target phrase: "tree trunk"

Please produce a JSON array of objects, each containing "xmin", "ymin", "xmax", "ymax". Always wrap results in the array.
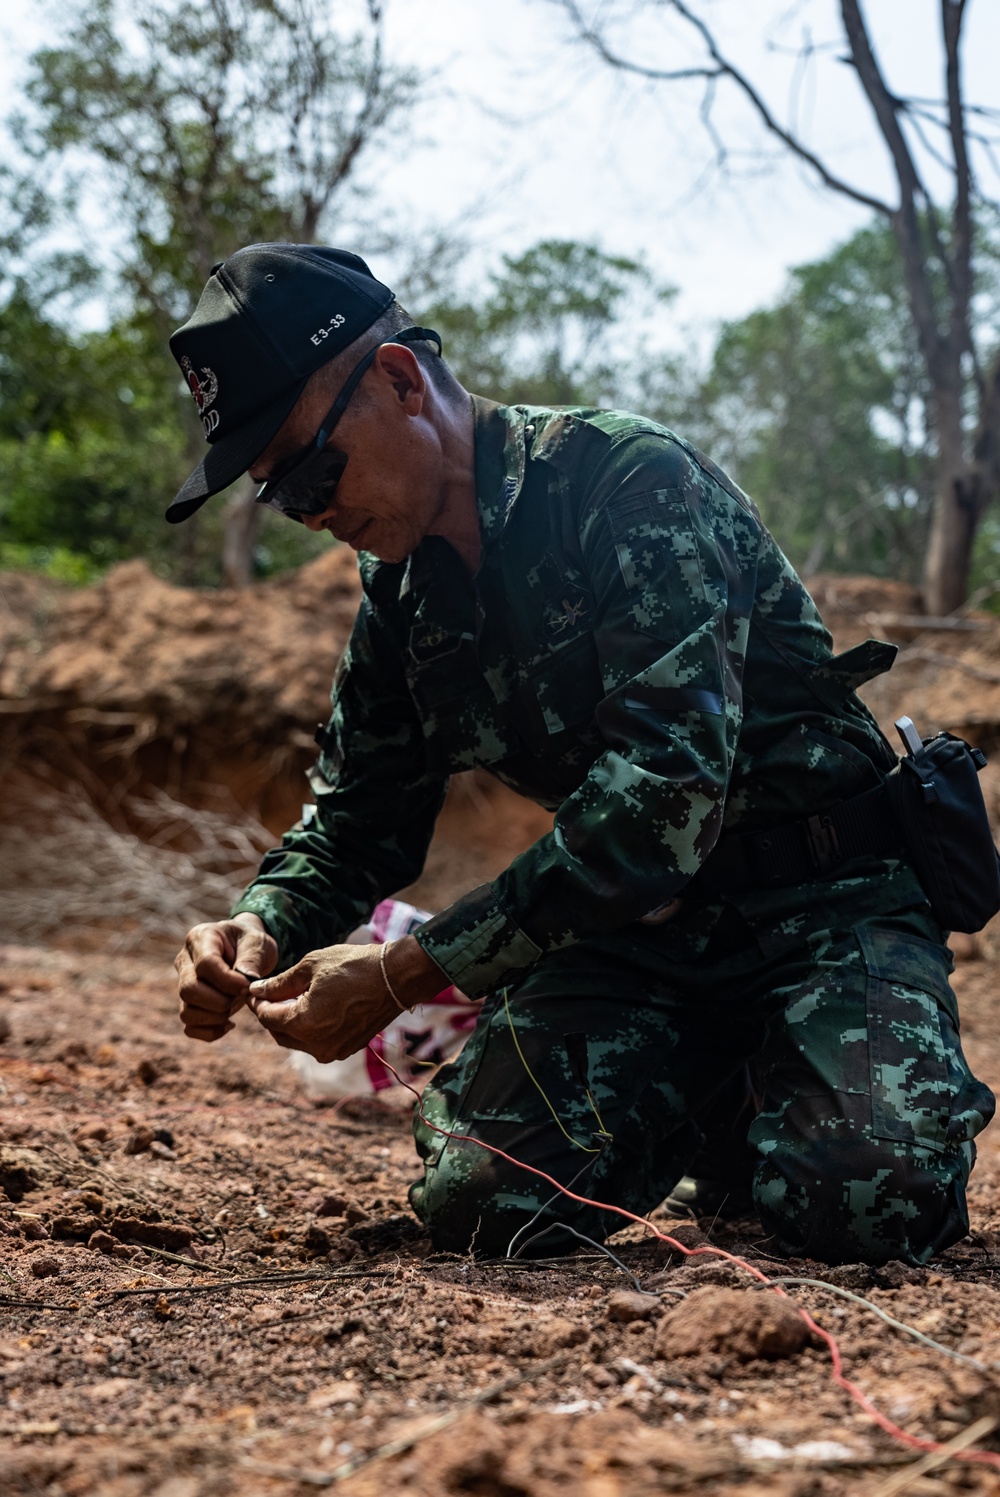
[
  {"xmin": 222, "ymin": 476, "xmax": 262, "ymax": 589},
  {"xmin": 923, "ymin": 462, "xmax": 980, "ymax": 616},
  {"xmin": 923, "ymin": 356, "xmax": 1000, "ymax": 615},
  {"xmin": 922, "ymin": 384, "xmax": 981, "ymax": 616}
]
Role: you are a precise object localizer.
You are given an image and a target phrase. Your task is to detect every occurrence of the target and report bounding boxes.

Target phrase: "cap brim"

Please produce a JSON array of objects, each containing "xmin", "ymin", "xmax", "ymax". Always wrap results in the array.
[{"xmin": 165, "ymin": 379, "xmax": 308, "ymax": 524}]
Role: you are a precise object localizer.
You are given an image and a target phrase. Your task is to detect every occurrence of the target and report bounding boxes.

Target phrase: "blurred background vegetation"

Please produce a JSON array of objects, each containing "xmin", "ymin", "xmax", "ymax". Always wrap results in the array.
[{"xmin": 1, "ymin": 0, "xmax": 998, "ymax": 595}]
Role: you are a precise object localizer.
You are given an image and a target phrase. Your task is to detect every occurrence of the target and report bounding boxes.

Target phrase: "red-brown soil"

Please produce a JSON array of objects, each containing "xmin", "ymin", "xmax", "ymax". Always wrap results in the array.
[{"xmin": 4, "ymin": 557, "xmax": 1000, "ymax": 1494}]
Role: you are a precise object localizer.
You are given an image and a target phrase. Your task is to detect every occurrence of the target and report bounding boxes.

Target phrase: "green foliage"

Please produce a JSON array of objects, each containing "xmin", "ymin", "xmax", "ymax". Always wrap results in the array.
[
  {"xmin": 17, "ymin": 0, "xmax": 419, "ymax": 324},
  {"xmin": 670, "ymin": 222, "xmax": 939, "ymax": 581},
  {"xmin": 427, "ymin": 239, "xmax": 672, "ymax": 407},
  {"xmin": 0, "ymin": 0, "xmax": 418, "ymax": 586},
  {"xmin": 0, "ymin": 281, "xmax": 183, "ymax": 568}
]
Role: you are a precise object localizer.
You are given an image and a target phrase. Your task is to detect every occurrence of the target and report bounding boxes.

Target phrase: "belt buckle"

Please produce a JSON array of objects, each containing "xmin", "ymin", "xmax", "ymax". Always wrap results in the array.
[{"xmin": 806, "ymin": 813, "xmax": 841, "ymax": 875}]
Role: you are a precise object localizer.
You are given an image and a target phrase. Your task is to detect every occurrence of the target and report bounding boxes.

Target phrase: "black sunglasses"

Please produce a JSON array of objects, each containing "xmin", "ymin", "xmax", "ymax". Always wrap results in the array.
[{"xmin": 255, "ymin": 326, "xmax": 442, "ymax": 522}]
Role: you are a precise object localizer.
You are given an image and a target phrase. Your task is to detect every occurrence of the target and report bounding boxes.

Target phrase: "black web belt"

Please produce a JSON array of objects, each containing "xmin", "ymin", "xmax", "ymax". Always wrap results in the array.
[{"xmin": 696, "ymin": 780, "xmax": 902, "ymax": 896}]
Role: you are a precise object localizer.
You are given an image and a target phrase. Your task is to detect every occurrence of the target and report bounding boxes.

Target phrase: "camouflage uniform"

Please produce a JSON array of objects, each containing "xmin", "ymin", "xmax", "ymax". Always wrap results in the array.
[{"xmin": 234, "ymin": 400, "xmax": 994, "ymax": 1265}]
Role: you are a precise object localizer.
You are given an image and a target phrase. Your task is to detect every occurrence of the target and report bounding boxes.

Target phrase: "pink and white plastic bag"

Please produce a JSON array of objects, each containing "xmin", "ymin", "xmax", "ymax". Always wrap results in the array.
[{"xmin": 288, "ymin": 898, "xmax": 482, "ymax": 1101}]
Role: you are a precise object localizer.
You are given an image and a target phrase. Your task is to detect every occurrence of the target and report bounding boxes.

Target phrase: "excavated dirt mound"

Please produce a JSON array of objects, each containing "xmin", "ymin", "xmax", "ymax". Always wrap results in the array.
[
  {"xmin": 0, "ymin": 552, "xmax": 553, "ymax": 935},
  {"xmin": 0, "ymin": 549, "xmax": 366, "ymax": 830}
]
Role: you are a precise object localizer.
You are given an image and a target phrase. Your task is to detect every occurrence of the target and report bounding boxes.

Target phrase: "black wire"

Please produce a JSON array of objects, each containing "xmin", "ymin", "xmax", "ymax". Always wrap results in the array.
[
  {"xmin": 511, "ymin": 1220, "xmax": 645, "ymax": 1294},
  {"xmin": 504, "ymin": 1144, "xmax": 606, "ymax": 1260}
]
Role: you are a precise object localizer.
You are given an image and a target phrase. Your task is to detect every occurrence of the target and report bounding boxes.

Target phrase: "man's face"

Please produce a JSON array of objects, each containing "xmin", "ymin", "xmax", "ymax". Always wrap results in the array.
[{"xmin": 249, "ymin": 344, "xmax": 445, "ymax": 565}]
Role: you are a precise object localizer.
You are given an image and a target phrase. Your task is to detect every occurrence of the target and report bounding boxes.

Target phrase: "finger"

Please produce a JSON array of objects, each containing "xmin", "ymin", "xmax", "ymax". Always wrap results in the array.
[
  {"xmin": 182, "ymin": 1021, "xmax": 235, "ymax": 1042},
  {"xmin": 235, "ymin": 927, "xmax": 278, "ymax": 981},
  {"xmin": 267, "ymin": 1029, "xmax": 309, "ymax": 1052},
  {"xmin": 180, "ymin": 1001, "xmax": 232, "ymax": 1035},
  {"xmin": 248, "ymin": 962, "xmax": 310, "ymax": 1004},
  {"xmin": 191, "ymin": 948, "xmax": 250, "ymax": 999},
  {"xmin": 178, "ymin": 976, "xmax": 238, "ymax": 1020},
  {"xmin": 248, "ymin": 996, "xmax": 303, "ymax": 1031}
]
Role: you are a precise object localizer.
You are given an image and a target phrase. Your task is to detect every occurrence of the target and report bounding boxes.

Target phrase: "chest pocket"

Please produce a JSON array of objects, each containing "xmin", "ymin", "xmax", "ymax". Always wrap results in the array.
[
  {"xmin": 405, "ymin": 621, "xmax": 478, "ymax": 712},
  {"xmin": 518, "ymin": 632, "xmax": 603, "ymax": 739},
  {"xmin": 405, "ymin": 622, "xmax": 520, "ymax": 771}
]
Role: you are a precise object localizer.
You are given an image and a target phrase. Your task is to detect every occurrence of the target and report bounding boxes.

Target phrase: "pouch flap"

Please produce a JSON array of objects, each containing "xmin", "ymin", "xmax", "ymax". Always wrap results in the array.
[{"xmin": 813, "ymin": 639, "xmax": 898, "ymax": 694}]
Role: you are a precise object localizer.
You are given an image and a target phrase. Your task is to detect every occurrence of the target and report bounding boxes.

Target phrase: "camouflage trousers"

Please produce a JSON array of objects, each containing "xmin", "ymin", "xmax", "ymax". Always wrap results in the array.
[{"xmin": 410, "ymin": 890, "xmax": 994, "ymax": 1266}]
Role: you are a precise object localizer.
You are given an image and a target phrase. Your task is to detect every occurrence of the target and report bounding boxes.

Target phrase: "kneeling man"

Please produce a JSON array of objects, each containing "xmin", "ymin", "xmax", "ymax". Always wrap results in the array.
[{"xmin": 172, "ymin": 243, "xmax": 994, "ymax": 1266}]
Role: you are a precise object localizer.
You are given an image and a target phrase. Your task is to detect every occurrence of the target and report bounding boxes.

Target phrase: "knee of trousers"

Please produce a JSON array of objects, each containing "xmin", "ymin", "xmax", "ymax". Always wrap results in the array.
[
  {"xmin": 752, "ymin": 1136, "xmax": 973, "ymax": 1267},
  {"xmin": 409, "ymin": 1134, "xmax": 576, "ymax": 1259}
]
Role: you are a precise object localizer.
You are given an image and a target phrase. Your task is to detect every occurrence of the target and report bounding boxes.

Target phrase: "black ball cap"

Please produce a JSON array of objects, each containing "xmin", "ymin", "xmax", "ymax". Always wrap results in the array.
[{"xmin": 166, "ymin": 243, "xmax": 394, "ymax": 523}]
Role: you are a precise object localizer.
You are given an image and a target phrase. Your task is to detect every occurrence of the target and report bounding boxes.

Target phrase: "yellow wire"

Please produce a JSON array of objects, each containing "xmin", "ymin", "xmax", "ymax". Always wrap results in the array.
[
  {"xmin": 502, "ymin": 988, "xmax": 601, "ymax": 1154},
  {"xmin": 585, "ymin": 1088, "xmax": 611, "ymax": 1139}
]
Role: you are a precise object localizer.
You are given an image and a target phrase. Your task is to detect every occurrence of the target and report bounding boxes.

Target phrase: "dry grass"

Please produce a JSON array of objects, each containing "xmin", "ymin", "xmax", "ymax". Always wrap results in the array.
[{"xmin": 0, "ymin": 775, "xmax": 275, "ymax": 951}]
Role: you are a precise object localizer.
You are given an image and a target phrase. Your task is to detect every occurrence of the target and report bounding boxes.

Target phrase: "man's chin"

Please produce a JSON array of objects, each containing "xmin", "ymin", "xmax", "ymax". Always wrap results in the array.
[{"xmin": 355, "ymin": 534, "xmax": 415, "ymax": 565}]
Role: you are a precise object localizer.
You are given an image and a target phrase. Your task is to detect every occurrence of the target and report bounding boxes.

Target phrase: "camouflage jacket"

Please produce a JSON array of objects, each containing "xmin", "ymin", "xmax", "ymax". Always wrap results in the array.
[{"xmin": 233, "ymin": 398, "xmax": 909, "ymax": 996}]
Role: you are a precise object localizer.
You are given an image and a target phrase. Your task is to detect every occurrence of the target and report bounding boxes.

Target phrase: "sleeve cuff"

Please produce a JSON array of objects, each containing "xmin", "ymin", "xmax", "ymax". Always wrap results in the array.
[
  {"xmin": 413, "ymin": 883, "xmax": 544, "ymax": 997},
  {"xmin": 230, "ymin": 886, "xmax": 306, "ymax": 968}
]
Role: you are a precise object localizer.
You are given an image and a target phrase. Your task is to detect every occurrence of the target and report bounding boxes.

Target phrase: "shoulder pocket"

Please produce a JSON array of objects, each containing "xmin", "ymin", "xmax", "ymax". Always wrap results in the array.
[{"xmin": 606, "ymin": 491, "xmax": 707, "ymax": 640}]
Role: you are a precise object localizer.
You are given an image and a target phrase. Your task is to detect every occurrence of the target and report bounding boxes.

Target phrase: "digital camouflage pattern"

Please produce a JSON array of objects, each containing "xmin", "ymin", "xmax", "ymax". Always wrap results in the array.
[
  {"xmin": 410, "ymin": 895, "xmax": 994, "ymax": 1266},
  {"xmin": 233, "ymin": 396, "xmax": 994, "ymax": 1263},
  {"xmin": 236, "ymin": 398, "xmax": 906, "ymax": 993}
]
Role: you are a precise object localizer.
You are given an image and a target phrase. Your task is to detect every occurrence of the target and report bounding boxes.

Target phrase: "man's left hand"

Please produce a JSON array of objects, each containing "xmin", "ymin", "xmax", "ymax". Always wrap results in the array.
[{"xmin": 246, "ymin": 935, "xmax": 447, "ymax": 1062}]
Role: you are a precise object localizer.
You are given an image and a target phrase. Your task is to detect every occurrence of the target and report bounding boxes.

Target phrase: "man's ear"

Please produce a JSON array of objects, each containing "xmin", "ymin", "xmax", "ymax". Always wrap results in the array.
[{"xmin": 373, "ymin": 342, "xmax": 425, "ymax": 413}]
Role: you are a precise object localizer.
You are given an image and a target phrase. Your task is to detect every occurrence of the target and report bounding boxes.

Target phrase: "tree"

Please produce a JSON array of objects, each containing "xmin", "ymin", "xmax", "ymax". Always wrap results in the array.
[
  {"xmin": 674, "ymin": 221, "xmax": 939, "ymax": 581},
  {"xmin": 5, "ymin": 0, "xmax": 419, "ymax": 585},
  {"xmin": 554, "ymin": 0, "xmax": 1000, "ymax": 612},
  {"xmin": 427, "ymin": 239, "xmax": 673, "ymax": 407}
]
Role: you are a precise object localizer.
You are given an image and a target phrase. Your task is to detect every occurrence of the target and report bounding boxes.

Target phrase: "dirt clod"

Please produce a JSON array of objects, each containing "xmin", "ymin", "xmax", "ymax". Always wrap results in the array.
[
  {"xmin": 311, "ymin": 1192, "xmax": 349, "ymax": 1217},
  {"xmin": 657, "ymin": 1221, "xmax": 708, "ymax": 1251},
  {"xmin": 533, "ymin": 1317, "xmax": 589, "ymax": 1356},
  {"xmin": 123, "ymin": 1126, "xmax": 155, "ymax": 1156},
  {"xmin": 87, "ymin": 1230, "xmax": 117, "ymax": 1254},
  {"xmin": 107, "ymin": 1215, "xmax": 194, "ymax": 1252},
  {"xmin": 29, "ymin": 1254, "xmax": 61, "ymax": 1278},
  {"xmin": 50, "ymin": 1214, "xmax": 102, "ymax": 1241},
  {"xmin": 654, "ymin": 1286, "xmax": 811, "ymax": 1362},
  {"xmin": 605, "ymin": 1291, "xmax": 660, "ymax": 1323},
  {"xmin": 303, "ymin": 1223, "xmax": 331, "ymax": 1256},
  {"xmin": 0, "ymin": 1147, "xmax": 44, "ymax": 1201}
]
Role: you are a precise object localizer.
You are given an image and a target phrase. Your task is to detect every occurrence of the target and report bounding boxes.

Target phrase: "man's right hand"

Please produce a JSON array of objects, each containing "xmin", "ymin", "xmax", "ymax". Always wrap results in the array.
[{"xmin": 175, "ymin": 913, "xmax": 278, "ymax": 1042}]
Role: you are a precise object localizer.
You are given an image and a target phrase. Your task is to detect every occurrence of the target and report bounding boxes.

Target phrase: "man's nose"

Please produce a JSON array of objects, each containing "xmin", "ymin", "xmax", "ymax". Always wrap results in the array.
[{"xmin": 302, "ymin": 514, "xmax": 326, "ymax": 533}]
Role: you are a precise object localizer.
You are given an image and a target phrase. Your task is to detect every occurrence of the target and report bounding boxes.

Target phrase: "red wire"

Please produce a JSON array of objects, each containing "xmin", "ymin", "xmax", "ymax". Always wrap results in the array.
[{"xmin": 373, "ymin": 1046, "xmax": 1000, "ymax": 1470}]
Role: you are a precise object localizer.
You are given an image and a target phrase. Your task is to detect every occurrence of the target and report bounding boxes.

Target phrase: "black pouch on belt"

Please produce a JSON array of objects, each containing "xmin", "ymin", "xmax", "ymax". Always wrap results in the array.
[{"xmin": 885, "ymin": 717, "xmax": 1000, "ymax": 933}]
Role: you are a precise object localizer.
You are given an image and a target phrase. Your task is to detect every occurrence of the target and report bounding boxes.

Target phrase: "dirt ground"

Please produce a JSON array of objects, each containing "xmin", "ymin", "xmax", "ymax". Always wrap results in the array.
[
  {"xmin": 3, "ymin": 927, "xmax": 1000, "ymax": 1497},
  {"xmin": 6, "ymin": 560, "xmax": 1000, "ymax": 1493}
]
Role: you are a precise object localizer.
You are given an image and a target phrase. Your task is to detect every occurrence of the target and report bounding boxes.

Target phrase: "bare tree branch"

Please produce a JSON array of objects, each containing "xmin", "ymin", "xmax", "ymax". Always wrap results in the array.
[
  {"xmin": 838, "ymin": 0, "xmax": 948, "ymax": 377},
  {"xmin": 559, "ymin": 0, "xmax": 895, "ymax": 216},
  {"xmin": 942, "ymin": 0, "xmax": 974, "ymax": 362}
]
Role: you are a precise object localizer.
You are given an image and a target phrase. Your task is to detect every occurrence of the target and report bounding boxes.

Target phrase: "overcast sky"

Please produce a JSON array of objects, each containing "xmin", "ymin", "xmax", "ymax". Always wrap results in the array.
[{"xmin": 3, "ymin": 0, "xmax": 999, "ymax": 345}]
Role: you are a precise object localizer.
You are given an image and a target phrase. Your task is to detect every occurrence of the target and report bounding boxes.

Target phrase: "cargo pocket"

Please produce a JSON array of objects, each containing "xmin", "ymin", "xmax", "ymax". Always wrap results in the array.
[{"xmin": 857, "ymin": 926, "xmax": 958, "ymax": 1151}]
